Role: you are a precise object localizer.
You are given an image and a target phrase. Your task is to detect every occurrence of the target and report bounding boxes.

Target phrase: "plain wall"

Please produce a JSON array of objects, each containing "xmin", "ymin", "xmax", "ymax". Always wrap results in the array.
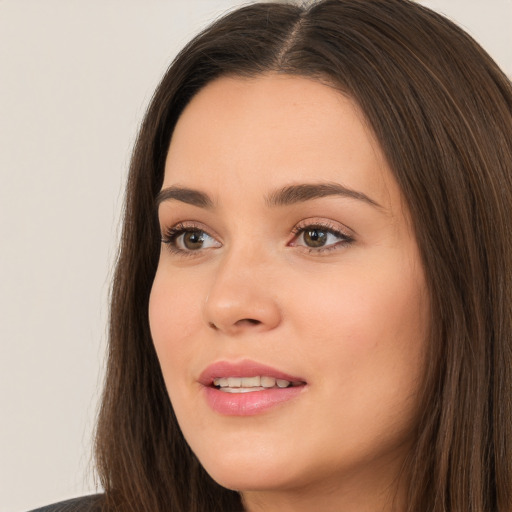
[{"xmin": 0, "ymin": 1, "xmax": 510, "ymax": 511}]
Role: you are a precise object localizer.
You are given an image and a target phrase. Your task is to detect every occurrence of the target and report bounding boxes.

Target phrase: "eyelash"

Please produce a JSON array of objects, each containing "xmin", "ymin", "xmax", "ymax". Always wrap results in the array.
[
  {"xmin": 290, "ymin": 221, "xmax": 354, "ymax": 254},
  {"xmin": 161, "ymin": 223, "xmax": 217, "ymax": 257},
  {"xmin": 160, "ymin": 221, "xmax": 354, "ymax": 256}
]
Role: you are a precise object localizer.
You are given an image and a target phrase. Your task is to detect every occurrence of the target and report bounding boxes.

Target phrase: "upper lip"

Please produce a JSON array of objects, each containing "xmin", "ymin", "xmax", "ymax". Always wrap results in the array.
[{"xmin": 198, "ymin": 359, "xmax": 306, "ymax": 386}]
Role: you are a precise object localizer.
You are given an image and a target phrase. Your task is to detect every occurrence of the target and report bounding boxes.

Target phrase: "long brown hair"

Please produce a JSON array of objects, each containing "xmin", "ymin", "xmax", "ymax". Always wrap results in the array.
[{"xmin": 94, "ymin": 1, "xmax": 512, "ymax": 511}]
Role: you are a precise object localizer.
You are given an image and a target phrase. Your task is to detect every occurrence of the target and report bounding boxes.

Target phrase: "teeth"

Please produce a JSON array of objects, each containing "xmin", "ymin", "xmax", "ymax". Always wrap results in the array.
[
  {"xmin": 213, "ymin": 376, "xmax": 293, "ymax": 389},
  {"xmin": 242, "ymin": 376, "xmax": 261, "ymax": 387},
  {"xmin": 227, "ymin": 377, "xmax": 241, "ymax": 387},
  {"xmin": 260, "ymin": 376, "xmax": 276, "ymax": 388},
  {"xmin": 222, "ymin": 387, "xmax": 266, "ymax": 393}
]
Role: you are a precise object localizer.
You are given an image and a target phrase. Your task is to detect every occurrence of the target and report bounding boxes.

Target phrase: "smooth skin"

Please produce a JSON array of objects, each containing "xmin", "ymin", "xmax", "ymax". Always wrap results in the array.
[{"xmin": 149, "ymin": 74, "xmax": 429, "ymax": 512}]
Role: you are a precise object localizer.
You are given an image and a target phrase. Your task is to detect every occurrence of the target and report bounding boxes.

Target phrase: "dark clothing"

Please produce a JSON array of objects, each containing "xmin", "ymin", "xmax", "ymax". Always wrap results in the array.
[{"xmin": 28, "ymin": 494, "xmax": 103, "ymax": 512}]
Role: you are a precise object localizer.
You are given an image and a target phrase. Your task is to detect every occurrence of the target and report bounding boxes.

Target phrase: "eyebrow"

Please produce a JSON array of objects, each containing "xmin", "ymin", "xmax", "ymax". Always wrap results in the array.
[
  {"xmin": 155, "ymin": 182, "xmax": 382, "ymax": 210},
  {"xmin": 265, "ymin": 182, "xmax": 383, "ymax": 209},
  {"xmin": 155, "ymin": 186, "xmax": 214, "ymax": 209}
]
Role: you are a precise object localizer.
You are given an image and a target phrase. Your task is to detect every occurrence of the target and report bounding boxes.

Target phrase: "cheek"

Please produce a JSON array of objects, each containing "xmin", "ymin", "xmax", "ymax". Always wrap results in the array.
[
  {"xmin": 288, "ymin": 256, "xmax": 428, "ymax": 402},
  {"xmin": 295, "ymin": 266, "xmax": 425, "ymax": 338},
  {"xmin": 148, "ymin": 267, "xmax": 203, "ymax": 383},
  {"xmin": 292, "ymin": 262, "xmax": 428, "ymax": 458}
]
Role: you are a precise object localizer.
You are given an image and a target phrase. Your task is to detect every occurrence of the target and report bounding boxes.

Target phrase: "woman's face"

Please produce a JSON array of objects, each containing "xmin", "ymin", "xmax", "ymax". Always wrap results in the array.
[{"xmin": 149, "ymin": 75, "xmax": 429, "ymax": 508}]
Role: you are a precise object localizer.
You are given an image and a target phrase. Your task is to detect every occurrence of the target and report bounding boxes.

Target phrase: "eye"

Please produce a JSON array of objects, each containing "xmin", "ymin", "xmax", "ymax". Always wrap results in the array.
[
  {"xmin": 290, "ymin": 222, "xmax": 354, "ymax": 252},
  {"xmin": 161, "ymin": 224, "xmax": 221, "ymax": 254}
]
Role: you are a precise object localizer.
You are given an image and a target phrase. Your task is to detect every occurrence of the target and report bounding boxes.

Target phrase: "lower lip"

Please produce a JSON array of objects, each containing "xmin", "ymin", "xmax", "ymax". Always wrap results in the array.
[{"xmin": 203, "ymin": 385, "xmax": 305, "ymax": 416}]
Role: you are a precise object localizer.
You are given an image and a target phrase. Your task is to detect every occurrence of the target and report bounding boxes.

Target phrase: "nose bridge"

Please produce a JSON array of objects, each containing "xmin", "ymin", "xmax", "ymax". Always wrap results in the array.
[{"xmin": 203, "ymin": 240, "xmax": 281, "ymax": 334}]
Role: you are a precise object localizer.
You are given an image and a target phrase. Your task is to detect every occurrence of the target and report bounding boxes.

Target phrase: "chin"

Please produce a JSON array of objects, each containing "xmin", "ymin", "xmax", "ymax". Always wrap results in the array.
[
  {"xmin": 193, "ymin": 440, "xmax": 302, "ymax": 492},
  {"xmin": 203, "ymin": 462, "xmax": 296, "ymax": 492}
]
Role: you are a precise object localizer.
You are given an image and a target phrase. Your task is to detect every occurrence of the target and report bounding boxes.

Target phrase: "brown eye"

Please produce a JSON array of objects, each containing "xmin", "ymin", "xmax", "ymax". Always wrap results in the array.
[
  {"xmin": 303, "ymin": 229, "xmax": 328, "ymax": 247},
  {"xmin": 162, "ymin": 226, "xmax": 221, "ymax": 254},
  {"xmin": 182, "ymin": 230, "xmax": 205, "ymax": 250},
  {"xmin": 292, "ymin": 223, "xmax": 354, "ymax": 253}
]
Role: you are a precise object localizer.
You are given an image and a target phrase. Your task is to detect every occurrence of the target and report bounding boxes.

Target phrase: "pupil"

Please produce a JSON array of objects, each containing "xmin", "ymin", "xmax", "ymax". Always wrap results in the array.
[
  {"xmin": 184, "ymin": 231, "xmax": 204, "ymax": 249},
  {"xmin": 305, "ymin": 229, "xmax": 327, "ymax": 247}
]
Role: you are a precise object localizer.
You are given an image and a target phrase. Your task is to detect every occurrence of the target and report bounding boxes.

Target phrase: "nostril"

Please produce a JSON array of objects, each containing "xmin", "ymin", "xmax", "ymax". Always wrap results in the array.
[
  {"xmin": 208, "ymin": 322, "xmax": 218, "ymax": 330},
  {"xmin": 236, "ymin": 318, "xmax": 261, "ymax": 326}
]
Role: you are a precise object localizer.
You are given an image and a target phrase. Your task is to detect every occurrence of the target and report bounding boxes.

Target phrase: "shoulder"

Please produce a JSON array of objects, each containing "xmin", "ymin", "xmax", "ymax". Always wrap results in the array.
[{"xmin": 27, "ymin": 494, "xmax": 104, "ymax": 512}]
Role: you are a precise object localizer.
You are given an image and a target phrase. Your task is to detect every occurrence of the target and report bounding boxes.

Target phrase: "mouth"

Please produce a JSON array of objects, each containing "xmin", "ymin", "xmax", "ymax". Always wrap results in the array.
[
  {"xmin": 199, "ymin": 360, "xmax": 307, "ymax": 415},
  {"xmin": 212, "ymin": 375, "xmax": 304, "ymax": 393}
]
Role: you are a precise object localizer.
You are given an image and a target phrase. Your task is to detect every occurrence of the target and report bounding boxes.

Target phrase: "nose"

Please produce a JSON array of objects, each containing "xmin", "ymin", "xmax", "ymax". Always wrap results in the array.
[{"xmin": 202, "ymin": 249, "xmax": 282, "ymax": 336}]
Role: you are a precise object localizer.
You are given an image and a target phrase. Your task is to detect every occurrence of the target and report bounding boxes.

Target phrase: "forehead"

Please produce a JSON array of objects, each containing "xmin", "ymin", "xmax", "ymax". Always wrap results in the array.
[{"xmin": 164, "ymin": 74, "xmax": 398, "ymax": 212}]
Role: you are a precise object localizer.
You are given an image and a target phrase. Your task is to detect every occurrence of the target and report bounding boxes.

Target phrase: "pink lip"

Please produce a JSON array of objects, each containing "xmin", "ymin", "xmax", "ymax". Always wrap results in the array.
[{"xmin": 199, "ymin": 360, "xmax": 307, "ymax": 416}]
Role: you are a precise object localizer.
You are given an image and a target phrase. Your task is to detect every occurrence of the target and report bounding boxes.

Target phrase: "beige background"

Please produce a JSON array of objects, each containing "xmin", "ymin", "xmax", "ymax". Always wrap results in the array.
[{"xmin": 0, "ymin": 1, "xmax": 510, "ymax": 511}]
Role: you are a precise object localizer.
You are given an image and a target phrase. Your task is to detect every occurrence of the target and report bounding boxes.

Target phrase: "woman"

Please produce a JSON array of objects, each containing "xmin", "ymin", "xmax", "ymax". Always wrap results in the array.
[{"xmin": 32, "ymin": 0, "xmax": 512, "ymax": 511}]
